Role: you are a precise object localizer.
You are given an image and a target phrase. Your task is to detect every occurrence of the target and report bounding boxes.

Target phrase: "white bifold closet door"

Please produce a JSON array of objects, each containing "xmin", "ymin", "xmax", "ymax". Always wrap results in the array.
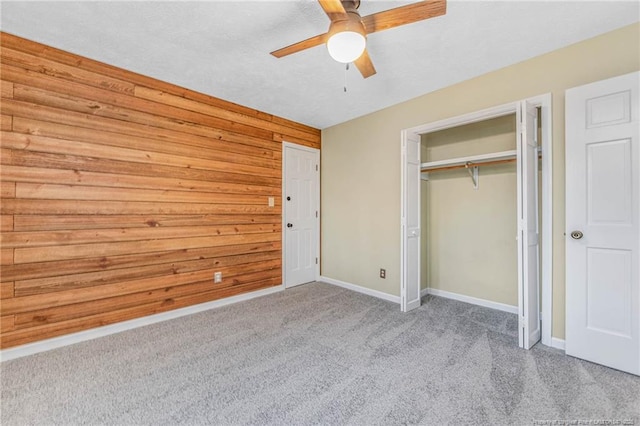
[
  {"xmin": 517, "ymin": 101, "xmax": 541, "ymax": 349},
  {"xmin": 401, "ymin": 131, "xmax": 422, "ymax": 312}
]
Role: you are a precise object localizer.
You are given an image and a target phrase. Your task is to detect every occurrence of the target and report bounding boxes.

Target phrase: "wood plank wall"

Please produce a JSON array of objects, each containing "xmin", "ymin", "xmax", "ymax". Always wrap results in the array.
[{"xmin": 0, "ymin": 32, "xmax": 320, "ymax": 349}]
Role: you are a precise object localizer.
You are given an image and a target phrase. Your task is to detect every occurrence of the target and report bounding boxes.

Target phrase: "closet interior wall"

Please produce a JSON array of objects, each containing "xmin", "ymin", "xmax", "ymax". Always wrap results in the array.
[{"xmin": 420, "ymin": 114, "xmax": 520, "ymax": 307}]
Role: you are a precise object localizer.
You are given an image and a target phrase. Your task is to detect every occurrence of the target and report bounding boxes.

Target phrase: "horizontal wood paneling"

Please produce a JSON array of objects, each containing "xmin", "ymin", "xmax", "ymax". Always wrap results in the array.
[
  {"xmin": 14, "ymin": 252, "xmax": 281, "ymax": 297},
  {"xmin": 1, "ymin": 316, "xmax": 15, "ymax": 333},
  {"xmin": 1, "ymin": 278, "xmax": 281, "ymax": 348},
  {"xmin": 0, "ymin": 215, "xmax": 14, "ymax": 231},
  {"xmin": 0, "ymin": 80, "xmax": 13, "ymax": 98},
  {"xmin": 0, "ymin": 46, "xmax": 136, "ymax": 95},
  {"xmin": 1, "ymin": 199, "xmax": 279, "ymax": 216},
  {"xmin": 1, "ymin": 98, "xmax": 281, "ymax": 154},
  {"xmin": 1, "ymin": 115, "xmax": 12, "ymax": 130},
  {"xmin": 2, "ymin": 223, "xmax": 280, "ymax": 249},
  {"xmin": 2, "ymin": 131, "xmax": 281, "ymax": 177},
  {"xmin": 11, "ymin": 117, "xmax": 278, "ymax": 167},
  {"xmin": 1, "ymin": 282, "xmax": 14, "ymax": 299},
  {"xmin": 12, "ymin": 214, "xmax": 281, "ymax": 231},
  {"xmin": 0, "ymin": 34, "xmax": 319, "ymax": 140},
  {"xmin": 13, "ymin": 183, "xmax": 281, "ymax": 206},
  {"xmin": 2, "ymin": 242, "xmax": 281, "ymax": 282},
  {"xmin": 0, "ymin": 32, "xmax": 320, "ymax": 348},
  {"xmin": 0, "ymin": 181, "xmax": 16, "ymax": 198},
  {"xmin": 1, "ymin": 248, "xmax": 13, "ymax": 265},
  {"xmin": 2, "ymin": 147, "xmax": 281, "ymax": 187},
  {"xmin": 2, "ymin": 165, "xmax": 280, "ymax": 196},
  {"xmin": 13, "ymin": 233, "xmax": 281, "ymax": 264},
  {"xmin": 2, "ymin": 266, "xmax": 282, "ymax": 315},
  {"xmin": 14, "ymin": 271, "xmax": 279, "ymax": 327}
]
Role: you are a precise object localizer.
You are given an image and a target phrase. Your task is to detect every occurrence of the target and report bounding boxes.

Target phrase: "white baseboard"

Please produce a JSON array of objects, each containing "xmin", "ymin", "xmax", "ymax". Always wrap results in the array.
[
  {"xmin": 551, "ymin": 337, "xmax": 566, "ymax": 351},
  {"xmin": 0, "ymin": 284, "xmax": 284, "ymax": 362},
  {"xmin": 319, "ymin": 276, "xmax": 400, "ymax": 304},
  {"xmin": 422, "ymin": 288, "xmax": 518, "ymax": 314}
]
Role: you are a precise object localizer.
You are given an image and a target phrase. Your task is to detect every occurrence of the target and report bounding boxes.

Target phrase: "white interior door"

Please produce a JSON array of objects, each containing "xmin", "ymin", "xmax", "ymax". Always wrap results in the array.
[
  {"xmin": 517, "ymin": 100, "xmax": 541, "ymax": 349},
  {"xmin": 283, "ymin": 143, "xmax": 319, "ymax": 288},
  {"xmin": 565, "ymin": 71, "xmax": 639, "ymax": 375},
  {"xmin": 401, "ymin": 131, "xmax": 421, "ymax": 312}
]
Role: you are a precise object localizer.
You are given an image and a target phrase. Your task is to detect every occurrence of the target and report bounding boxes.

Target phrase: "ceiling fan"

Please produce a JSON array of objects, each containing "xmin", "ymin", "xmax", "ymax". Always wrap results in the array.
[{"xmin": 270, "ymin": 0, "xmax": 447, "ymax": 79}]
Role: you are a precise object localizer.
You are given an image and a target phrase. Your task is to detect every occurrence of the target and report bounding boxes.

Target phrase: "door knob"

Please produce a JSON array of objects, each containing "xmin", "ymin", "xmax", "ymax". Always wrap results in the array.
[
  {"xmin": 287, "ymin": 196, "xmax": 291, "ymax": 201},
  {"xmin": 287, "ymin": 223, "xmax": 293, "ymax": 228},
  {"xmin": 570, "ymin": 230, "xmax": 583, "ymax": 240}
]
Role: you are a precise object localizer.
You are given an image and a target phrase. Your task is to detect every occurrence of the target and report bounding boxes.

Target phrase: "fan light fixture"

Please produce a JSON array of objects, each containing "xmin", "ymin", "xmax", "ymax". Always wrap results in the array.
[
  {"xmin": 271, "ymin": 0, "xmax": 448, "ymax": 79},
  {"xmin": 326, "ymin": 17, "xmax": 366, "ymax": 63}
]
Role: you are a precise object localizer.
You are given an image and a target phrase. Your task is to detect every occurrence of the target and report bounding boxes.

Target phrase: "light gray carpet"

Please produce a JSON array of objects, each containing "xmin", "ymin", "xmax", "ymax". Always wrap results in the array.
[{"xmin": 1, "ymin": 281, "xmax": 639, "ymax": 425}]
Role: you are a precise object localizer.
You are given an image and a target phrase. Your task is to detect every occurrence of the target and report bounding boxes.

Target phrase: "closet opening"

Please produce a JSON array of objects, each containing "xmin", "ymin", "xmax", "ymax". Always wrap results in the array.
[
  {"xmin": 421, "ymin": 113, "xmax": 530, "ymax": 346},
  {"xmin": 400, "ymin": 96, "xmax": 553, "ymax": 349}
]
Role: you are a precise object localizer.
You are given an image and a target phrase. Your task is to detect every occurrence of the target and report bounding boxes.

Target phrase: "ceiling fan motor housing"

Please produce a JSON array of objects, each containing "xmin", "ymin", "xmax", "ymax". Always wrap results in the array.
[{"xmin": 341, "ymin": 0, "xmax": 361, "ymax": 14}]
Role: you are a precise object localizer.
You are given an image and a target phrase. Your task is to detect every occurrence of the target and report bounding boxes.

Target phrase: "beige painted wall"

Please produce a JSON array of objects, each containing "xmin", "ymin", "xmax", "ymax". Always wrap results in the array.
[
  {"xmin": 321, "ymin": 23, "xmax": 640, "ymax": 340},
  {"xmin": 420, "ymin": 115, "xmax": 519, "ymax": 307}
]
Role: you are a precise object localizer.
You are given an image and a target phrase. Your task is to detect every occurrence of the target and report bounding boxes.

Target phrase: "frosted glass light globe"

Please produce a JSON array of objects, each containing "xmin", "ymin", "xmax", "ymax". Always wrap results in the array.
[{"xmin": 327, "ymin": 31, "xmax": 366, "ymax": 63}]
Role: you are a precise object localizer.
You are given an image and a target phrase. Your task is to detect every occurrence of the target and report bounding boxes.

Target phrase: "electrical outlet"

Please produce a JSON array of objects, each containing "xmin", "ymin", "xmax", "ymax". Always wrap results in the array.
[
  {"xmin": 214, "ymin": 272, "xmax": 222, "ymax": 283},
  {"xmin": 380, "ymin": 268, "xmax": 386, "ymax": 279},
  {"xmin": 268, "ymin": 197, "xmax": 275, "ymax": 207}
]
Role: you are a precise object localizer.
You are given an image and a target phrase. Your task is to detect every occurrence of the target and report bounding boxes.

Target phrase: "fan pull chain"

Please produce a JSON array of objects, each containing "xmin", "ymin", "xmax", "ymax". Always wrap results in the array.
[{"xmin": 344, "ymin": 63, "xmax": 349, "ymax": 93}]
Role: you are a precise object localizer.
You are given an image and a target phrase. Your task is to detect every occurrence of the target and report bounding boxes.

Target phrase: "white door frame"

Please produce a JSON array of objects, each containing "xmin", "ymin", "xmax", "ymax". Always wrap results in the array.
[
  {"xmin": 282, "ymin": 141, "xmax": 321, "ymax": 288},
  {"xmin": 400, "ymin": 94, "xmax": 553, "ymax": 347}
]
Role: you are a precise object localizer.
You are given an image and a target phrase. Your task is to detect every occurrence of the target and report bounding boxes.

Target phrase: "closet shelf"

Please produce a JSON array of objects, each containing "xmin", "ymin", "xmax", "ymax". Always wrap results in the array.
[{"xmin": 420, "ymin": 149, "xmax": 517, "ymax": 173}]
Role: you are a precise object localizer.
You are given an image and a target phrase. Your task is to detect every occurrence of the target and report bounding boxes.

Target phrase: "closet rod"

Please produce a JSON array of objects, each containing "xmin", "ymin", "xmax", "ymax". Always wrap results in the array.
[
  {"xmin": 422, "ymin": 157, "xmax": 516, "ymax": 173},
  {"xmin": 422, "ymin": 151, "xmax": 542, "ymax": 174}
]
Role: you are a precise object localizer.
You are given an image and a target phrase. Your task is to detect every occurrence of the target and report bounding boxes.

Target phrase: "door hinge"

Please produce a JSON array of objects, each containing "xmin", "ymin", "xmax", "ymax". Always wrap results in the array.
[
  {"xmin": 316, "ymin": 164, "xmax": 318, "ymax": 171},
  {"xmin": 315, "ymin": 257, "xmax": 318, "ymax": 265},
  {"xmin": 518, "ymin": 219, "xmax": 526, "ymax": 231},
  {"xmin": 315, "ymin": 211, "xmax": 318, "ymax": 218}
]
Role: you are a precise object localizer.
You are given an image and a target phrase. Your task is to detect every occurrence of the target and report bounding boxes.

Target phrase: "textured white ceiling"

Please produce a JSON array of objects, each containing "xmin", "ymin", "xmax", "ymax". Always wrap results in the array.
[{"xmin": 1, "ymin": 1, "xmax": 638, "ymax": 129}]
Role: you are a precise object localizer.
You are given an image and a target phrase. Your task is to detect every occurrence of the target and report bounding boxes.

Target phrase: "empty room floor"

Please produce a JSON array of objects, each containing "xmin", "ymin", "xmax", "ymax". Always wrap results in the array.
[{"xmin": 1, "ymin": 282, "xmax": 638, "ymax": 425}]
